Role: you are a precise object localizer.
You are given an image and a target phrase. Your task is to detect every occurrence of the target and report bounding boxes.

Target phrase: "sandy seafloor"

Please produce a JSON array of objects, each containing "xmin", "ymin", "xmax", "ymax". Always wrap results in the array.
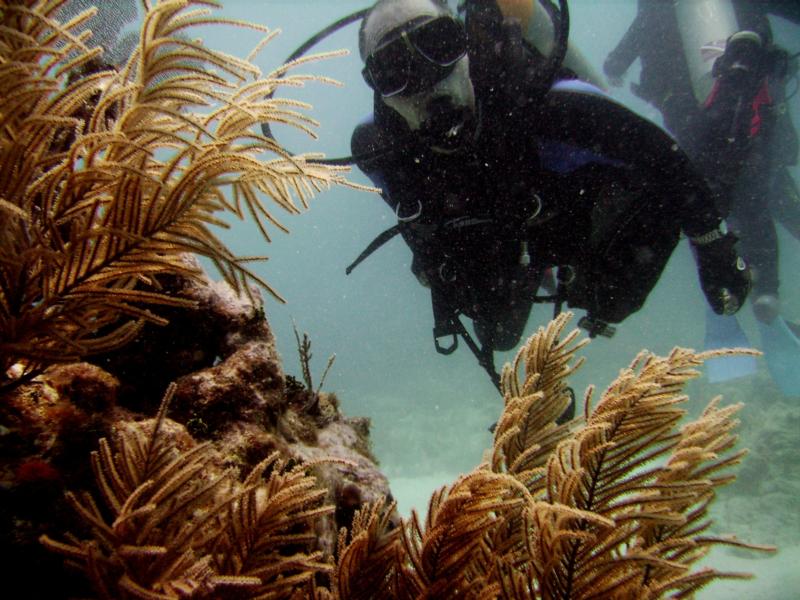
[{"xmin": 182, "ymin": 1, "xmax": 798, "ymax": 597}]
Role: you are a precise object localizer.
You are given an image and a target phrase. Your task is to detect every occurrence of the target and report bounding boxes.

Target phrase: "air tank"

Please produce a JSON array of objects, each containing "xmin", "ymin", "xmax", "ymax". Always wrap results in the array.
[
  {"xmin": 497, "ymin": 0, "xmax": 606, "ymax": 89},
  {"xmin": 674, "ymin": 0, "xmax": 741, "ymax": 102}
]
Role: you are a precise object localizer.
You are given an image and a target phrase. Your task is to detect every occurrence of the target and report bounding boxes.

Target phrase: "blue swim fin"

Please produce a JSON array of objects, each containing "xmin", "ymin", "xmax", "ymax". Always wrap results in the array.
[
  {"xmin": 703, "ymin": 308, "xmax": 758, "ymax": 383},
  {"xmin": 757, "ymin": 316, "xmax": 800, "ymax": 396}
]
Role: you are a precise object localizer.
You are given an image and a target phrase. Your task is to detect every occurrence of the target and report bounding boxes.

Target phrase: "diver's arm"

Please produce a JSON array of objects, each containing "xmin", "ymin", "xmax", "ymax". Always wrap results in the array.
[
  {"xmin": 351, "ymin": 118, "xmax": 434, "ymax": 277},
  {"xmin": 536, "ymin": 85, "xmax": 751, "ymax": 316},
  {"xmin": 351, "ymin": 119, "xmax": 390, "ymax": 185},
  {"xmin": 536, "ymin": 86, "xmax": 721, "ymax": 236},
  {"xmin": 603, "ymin": 4, "xmax": 648, "ymax": 81},
  {"xmin": 350, "ymin": 118, "xmax": 406, "ymax": 212}
]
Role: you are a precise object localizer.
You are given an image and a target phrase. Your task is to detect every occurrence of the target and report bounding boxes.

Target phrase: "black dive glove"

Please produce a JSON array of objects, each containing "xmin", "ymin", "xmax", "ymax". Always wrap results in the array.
[{"xmin": 691, "ymin": 229, "xmax": 751, "ymax": 316}]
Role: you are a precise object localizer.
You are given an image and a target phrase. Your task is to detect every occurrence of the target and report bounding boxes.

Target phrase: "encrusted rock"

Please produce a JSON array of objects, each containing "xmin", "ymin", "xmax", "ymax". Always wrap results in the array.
[
  {"xmin": 290, "ymin": 417, "xmax": 395, "ymax": 554},
  {"xmin": 93, "ymin": 257, "xmax": 285, "ymax": 414},
  {"xmin": 0, "ymin": 268, "xmax": 393, "ymax": 596},
  {"xmin": 171, "ymin": 339, "xmax": 284, "ymax": 433},
  {"xmin": 1, "ymin": 362, "xmax": 126, "ymax": 491}
]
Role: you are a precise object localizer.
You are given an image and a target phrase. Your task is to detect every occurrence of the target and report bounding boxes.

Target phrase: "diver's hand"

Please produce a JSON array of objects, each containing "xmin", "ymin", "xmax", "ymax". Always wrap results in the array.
[{"xmin": 692, "ymin": 231, "xmax": 751, "ymax": 315}]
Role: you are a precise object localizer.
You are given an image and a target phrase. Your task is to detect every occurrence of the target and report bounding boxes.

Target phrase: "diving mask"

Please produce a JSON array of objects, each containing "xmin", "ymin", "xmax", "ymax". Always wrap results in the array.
[{"xmin": 362, "ymin": 16, "xmax": 468, "ymax": 97}]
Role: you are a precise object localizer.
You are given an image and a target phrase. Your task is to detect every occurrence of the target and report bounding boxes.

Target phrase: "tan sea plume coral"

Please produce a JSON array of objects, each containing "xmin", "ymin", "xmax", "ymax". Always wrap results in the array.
[
  {"xmin": 43, "ymin": 313, "xmax": 772, "ymax": 599},
  {"xmin": 0, "ymin": 0, "xmax": 370, "ymax": 379},
  {"xmin": 334, "ymin": 313, "xmax": 773, "ymax": 599},
  {"xmin": 41, "ymin": 383, "xmax": 337, "ymax": 598}
]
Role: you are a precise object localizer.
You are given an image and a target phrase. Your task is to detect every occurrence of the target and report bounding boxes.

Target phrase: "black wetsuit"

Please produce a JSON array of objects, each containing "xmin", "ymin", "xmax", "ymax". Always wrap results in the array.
[
  {"xmin": 604, "ymin": 0, "xmax": 800, "ymax": 299},
  {"xmin": 351, "ymin": 51, "xmax": 724, "ymax": 351}
]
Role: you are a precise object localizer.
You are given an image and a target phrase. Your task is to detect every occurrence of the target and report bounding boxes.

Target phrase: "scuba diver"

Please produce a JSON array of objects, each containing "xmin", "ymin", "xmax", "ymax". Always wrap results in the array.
[
  {"xmin": 605, "ymin": 0, "xmax": 799, "ymax": 322},
  {"xmin": 347, "ymin": 0, "xmax": 751, "ymax": 388},
  {"xmin": 604, "ymin": 0, "xmax": 800, "ymax": 394}
]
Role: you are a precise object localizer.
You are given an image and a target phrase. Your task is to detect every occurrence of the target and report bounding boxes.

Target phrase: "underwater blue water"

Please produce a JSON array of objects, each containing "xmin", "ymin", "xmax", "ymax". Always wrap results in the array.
[{"xmin": 181, "ymin": 2, "xmax": 799, "ymax": 597}]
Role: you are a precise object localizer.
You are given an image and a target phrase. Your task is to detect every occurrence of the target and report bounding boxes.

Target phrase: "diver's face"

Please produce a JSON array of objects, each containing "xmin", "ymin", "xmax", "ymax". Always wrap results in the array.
[
  {"xmin": 383, "ymin": 56, "xmax": 476, "ymax": 148},
  {"xmin": 362, "ymin": 4, "xmax": 476, "ymax": 151}
]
